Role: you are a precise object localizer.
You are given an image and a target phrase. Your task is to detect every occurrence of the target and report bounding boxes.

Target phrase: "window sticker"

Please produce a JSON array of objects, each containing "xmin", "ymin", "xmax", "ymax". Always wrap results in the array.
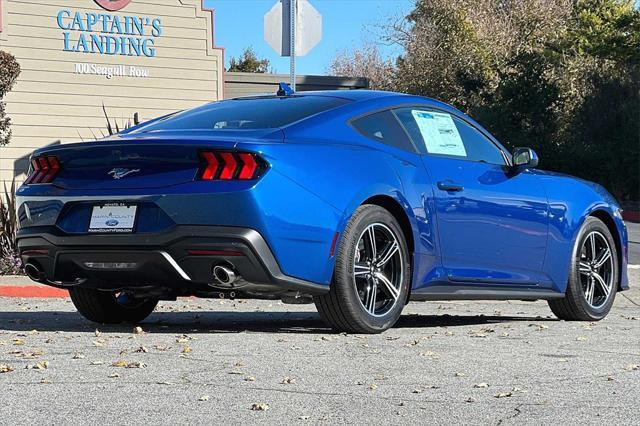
[{"xmin": 411, "ymin": 110, "xmax": 467, "ymax": 157}]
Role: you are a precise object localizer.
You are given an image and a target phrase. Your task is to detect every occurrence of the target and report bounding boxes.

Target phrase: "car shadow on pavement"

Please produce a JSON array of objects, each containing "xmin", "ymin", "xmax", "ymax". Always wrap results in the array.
[{"xmin": 0, "ymin": 310, "xmax": 558, "ymax": 334}]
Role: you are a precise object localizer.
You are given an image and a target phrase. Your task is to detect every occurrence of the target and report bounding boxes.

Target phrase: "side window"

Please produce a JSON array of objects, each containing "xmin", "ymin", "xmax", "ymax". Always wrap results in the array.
[
  {"xmin": 395, "ymin": 108, "xmax": 506, "ymax": 165},
  {"xmin": 453, "ymin": 118, "xmax": 506, "ymax": 165},
  {"xmin": 351, "ymin": 110, "xmax": 416, "ymax": 153}
]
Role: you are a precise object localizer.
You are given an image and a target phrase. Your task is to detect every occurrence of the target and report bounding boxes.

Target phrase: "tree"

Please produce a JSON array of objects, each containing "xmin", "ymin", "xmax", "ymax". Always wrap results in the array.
[
  {"xmin": 332, "ymin": 0, "xmax": 639, "ymax": 201},
  {"xmin": 329, "ymin": 43, "xmax": 395, "ymax": 90},
  {"xmin": 0, "ymin": 51, "xmax": 21, "ymax": 146},
  {"xmin": 227, "ymin": 47, "xmax": 270, "ymax": 73}
]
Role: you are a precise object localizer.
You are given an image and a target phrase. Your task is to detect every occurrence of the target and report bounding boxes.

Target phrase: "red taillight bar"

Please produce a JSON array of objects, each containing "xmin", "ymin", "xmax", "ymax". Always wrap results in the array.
[
  {"xmin": 24, "ymin": 155, "xmax": 61, "ymax": 185},
  {"xmin": 197, "ymin": 151, "xmax": 266, "ymax": 181}
]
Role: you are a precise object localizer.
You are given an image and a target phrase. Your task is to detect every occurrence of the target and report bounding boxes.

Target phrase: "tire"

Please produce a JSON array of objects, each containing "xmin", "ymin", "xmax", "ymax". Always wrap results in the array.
[
  {"xmin": 548, "ymin": 216, "xmax": 618, "ymax": 321},
  {"xmin": 314, "ymin": 204, "xmax": 411, "ymax": 334},
  {"xmin": 69, "ymin": 287, "xmax": 158, "ymax": 324}
]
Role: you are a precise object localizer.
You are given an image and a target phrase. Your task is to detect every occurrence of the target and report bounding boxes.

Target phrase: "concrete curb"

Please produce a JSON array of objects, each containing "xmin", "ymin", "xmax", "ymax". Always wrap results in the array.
[{"xmin": 0, "ymin": 275, "xmax": 68, "ymax": 298}]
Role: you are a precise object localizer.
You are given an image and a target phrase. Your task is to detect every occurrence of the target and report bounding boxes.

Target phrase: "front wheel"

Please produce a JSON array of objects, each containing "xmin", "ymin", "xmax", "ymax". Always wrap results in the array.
[
  {"xmin": 69, "ymin": 287, "xmax": 158, "ymax": 324},
  {"xmin": 314, "ymin": 205, "xmax": 411, "ymax": 334},
  {"xmin": 548, "ymin": 217, "xmax": 618, "ymax": 321}
]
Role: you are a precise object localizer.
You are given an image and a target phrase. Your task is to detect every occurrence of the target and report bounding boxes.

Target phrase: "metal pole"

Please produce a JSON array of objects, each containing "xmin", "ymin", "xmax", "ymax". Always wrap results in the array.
[{"xmin": 289, "ymin": 0, "xmax": 296, "ymax": 91}]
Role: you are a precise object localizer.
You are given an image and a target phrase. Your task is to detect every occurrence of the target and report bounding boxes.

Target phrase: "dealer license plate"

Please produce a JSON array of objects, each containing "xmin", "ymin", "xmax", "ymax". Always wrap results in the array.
[{"xmin": 88, "ymin": 204, "xmax": 137, "ymax": 233}]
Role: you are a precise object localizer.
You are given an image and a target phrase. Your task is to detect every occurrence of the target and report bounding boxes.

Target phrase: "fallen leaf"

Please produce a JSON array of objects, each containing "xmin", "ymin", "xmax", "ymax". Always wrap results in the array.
[
  {"xmin": 474, "ymin": 383, "xmax": 490, "ymax": 388},
  {"xmin": 73, "ymin": 353, "xmax": 85, "ymax": 360},
  {"xmin": 369, "ymin": 384, "xmax": 378, "ymax": 390},
  {"xmin": 245, "ymin": 376, "xmax": 256, "ymax": 382},
  {"xmin": 181, "ymin": 346, "xmax": 192, "ymax": 354},
  {"xmin": 198, "ymin": 395, "xmax": 210, "ymax": 402},
  {"xmin": 0, "ymin": 364, "xmax": 14, "ymax": 373},
  {"xmin": 13, "ymin": 338, "xmax": 24, "ymax": 346},
  {"xmin": 111, "ymin": 360, "xmax": 128, "ymax": 368},
  {"xmin": 26, "ymin": 361, "xmax": 49, "ymax": 370},
  {"xmin": 626, "ymin": 364, "xmax": 639, "ymax": 371},
  {"xmin": 529, "ymin": 324, "xmax": 549, "ymax": 331},
  {"xmin": 40, "ymin": 378, "xmax": 52, "ymax": 384},
  {"xmin": 576, "ymin": 336, "xmax": 587, "ymax": 342},
  {"xmin": 250, "ymin": 403, "xmax": 270, "ymax": 411},
  {"xmin": 281, "ymin": 377, "xmax": 296, "ymax": 384},
  {"xmin": 455, "ymin": 372, "xmax": 465, "ymax": 377},
  {"xmin": 494, "ymin": 392, "xmax": 513, "ymax": 398},
  {"xmin": 134, "ymin": 346, "xmax": 148, "ymax": 353},
  {"xmin": 126, "ymin": 361, "xmax": 146, "ymax": 369},
  {"xmin": 108, "ymin": 373, "xmax": 120, "ymax": 378}
]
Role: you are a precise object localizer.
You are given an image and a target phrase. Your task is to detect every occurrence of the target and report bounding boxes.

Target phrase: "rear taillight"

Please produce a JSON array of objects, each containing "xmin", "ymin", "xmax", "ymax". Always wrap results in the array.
[
  {"xmin": 197, "ymin": 151, "xmax": 267, "ymax": 181},
  {"xmin": 24, "ymin": 155, "xmax": 61, "ymax": 184}
]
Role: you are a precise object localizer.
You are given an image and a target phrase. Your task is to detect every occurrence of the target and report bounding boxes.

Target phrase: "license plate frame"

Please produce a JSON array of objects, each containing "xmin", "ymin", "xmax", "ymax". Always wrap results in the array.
[{"xmin": 88, "ymin": 203, "xmax": 138, "ymax": 234}]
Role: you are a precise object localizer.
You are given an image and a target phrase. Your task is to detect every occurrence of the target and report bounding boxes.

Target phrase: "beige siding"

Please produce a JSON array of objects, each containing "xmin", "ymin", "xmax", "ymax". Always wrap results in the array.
[{"xmin": 0, "ymin": 0, "xmax": 223, "ymax": 186}]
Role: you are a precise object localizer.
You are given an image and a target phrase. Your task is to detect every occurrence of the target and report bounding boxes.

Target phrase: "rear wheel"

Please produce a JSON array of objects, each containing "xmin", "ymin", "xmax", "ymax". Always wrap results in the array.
[
  {"xmin": 69, "ymin": 287, "xmax": 158, "ymax": 324},
  {"xmin": 314, "ymin": 205, "xmax": 411, "ymax": 334},
  {"xmin": 548, "ymin": 217, "xmax": 618, "ymax": 321}
]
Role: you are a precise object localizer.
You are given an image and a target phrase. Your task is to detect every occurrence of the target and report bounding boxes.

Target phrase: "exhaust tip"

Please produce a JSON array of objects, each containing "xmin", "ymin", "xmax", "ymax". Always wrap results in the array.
[
  {"xmin": 24, "ymin": 263, "xmax": 44, "ymax": 282},
  {"xmin": 213, "ymin": 264, "xmax": 237, "ymax": 286}
]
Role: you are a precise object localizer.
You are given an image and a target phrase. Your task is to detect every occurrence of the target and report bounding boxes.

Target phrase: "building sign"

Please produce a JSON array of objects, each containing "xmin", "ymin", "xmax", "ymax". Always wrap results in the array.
[
  {"xmin": 75, "ymin": 63, "xmax": 149, "ymax": 79},
  {"xmin": 56, "ymin": 2, "xmax": 162, "ymax": 58}
]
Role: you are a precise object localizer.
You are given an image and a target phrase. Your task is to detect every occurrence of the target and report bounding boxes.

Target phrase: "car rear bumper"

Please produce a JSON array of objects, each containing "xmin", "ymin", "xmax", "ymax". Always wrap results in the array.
[{"xmin": 16, "ymin": 225, "xmax": 329, "ymax": 297}]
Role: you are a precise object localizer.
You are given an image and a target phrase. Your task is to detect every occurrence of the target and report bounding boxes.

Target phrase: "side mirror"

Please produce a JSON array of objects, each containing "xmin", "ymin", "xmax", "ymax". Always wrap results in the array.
[{"xmin": 512, "ymin": 147, "xmax": 538, "ymax": 170}]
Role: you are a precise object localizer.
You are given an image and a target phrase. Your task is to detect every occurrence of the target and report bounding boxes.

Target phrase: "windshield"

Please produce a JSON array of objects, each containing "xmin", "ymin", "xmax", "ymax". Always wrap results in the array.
[{"xmin": 131, "ymin": 96, "xmax": 351, "ymax": 132}]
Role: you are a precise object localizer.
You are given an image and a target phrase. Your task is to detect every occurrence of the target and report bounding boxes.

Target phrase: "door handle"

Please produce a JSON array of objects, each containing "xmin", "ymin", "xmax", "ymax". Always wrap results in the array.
[{"xmin": 437, "ymin": 181, "xmax": 464, "ymax": 192}]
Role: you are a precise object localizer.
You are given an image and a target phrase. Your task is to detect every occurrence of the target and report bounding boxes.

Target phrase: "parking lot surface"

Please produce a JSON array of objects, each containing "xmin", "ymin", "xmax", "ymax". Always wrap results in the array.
[{"xmin": 1, "ymin": 270, "xmax": 638, "ymax": 425}]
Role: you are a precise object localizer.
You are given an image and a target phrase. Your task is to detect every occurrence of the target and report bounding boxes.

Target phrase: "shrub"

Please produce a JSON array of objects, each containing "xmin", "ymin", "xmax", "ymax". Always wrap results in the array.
[
  {"xmin": 0, "ymin": 51, "xmax": 21, "ymax": 146},
  {"xmin": 0, "ymin": 180, "xmax": 21, "ymax": 275}
]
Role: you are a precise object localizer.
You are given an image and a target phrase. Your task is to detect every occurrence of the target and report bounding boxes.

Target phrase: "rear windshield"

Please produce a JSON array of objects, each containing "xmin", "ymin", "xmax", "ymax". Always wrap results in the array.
[{"xmin": 131, "ymin": 96, "xmax": 350, "ymax": 132}]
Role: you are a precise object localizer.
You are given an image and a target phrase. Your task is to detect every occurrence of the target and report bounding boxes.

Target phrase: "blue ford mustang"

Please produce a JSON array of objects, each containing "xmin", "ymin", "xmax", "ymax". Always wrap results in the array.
[{"xmin": 16, "ymin": 88, "xmax": 629, "ymax": 333}]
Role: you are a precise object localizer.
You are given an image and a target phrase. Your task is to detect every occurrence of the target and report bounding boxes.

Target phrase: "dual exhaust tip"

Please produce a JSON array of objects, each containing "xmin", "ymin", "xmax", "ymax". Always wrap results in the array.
[
  {"xmin": 212, "ymin": 264, "xmax": 238, "ymax": 286},
  {"xmin": 25, "ymin": 263, "xmax": 45, "ymax": 283}
]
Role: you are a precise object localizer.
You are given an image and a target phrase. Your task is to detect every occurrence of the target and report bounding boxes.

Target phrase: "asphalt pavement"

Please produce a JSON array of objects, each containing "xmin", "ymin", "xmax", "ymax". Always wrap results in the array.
[{"xmin": 1, "ymin": 270, "xmax": 638, "ymax": 425}]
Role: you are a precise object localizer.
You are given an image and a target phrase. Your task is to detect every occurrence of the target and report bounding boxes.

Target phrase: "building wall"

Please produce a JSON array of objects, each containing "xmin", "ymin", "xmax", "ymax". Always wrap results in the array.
[
  {"xmin": 0, "ymin": 0, "xmax": 224, "ymax": 186},
  {"xmin": 224, "ymin": 72, "xmax": 369, "ymax": 99}
]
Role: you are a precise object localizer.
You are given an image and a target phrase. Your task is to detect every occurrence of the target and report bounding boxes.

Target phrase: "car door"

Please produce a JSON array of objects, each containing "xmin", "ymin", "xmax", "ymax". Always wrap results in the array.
[{"xmin": 394, "ymin": 107, "xmax": 550, "ymax": 287}]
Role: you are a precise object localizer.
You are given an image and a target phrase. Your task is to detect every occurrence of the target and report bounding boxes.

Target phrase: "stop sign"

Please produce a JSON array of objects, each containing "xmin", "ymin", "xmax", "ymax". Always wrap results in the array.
[{"xmin": 264, "ymin": 0, "xmax": 322, "ymax": 57}]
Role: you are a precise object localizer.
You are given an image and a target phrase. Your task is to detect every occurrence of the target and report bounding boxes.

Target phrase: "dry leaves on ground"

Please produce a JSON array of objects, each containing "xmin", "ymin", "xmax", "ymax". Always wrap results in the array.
[{"xmin": 251, "ymin": 403, "xmax": 270, "ymax": 411}]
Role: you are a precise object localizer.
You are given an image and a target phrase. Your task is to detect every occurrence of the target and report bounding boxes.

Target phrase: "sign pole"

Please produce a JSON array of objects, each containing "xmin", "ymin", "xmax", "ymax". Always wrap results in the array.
[{"xmin": 289, "ymin": 0, "xmax": 296, "ymax": 91}]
